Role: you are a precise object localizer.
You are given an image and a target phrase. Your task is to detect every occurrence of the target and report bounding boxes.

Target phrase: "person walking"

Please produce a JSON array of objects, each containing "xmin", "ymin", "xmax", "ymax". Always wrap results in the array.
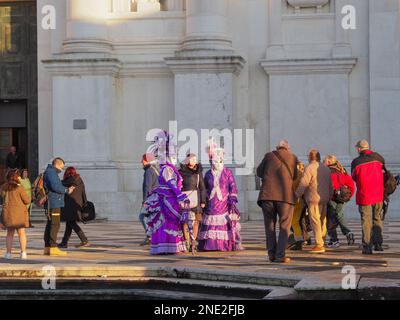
[
  {"xmin": 296, "ymin": 149, "xmax": 333, "ymax": 254},
  {"xmin": 1, "ymin": 170, "xmax": 31, "ymax": 259},
  {"xmin": 43, "ymin": 158, "xmax": 75, "ymax": 256},
  {"xmin": 19, "ymin": 169, "xmax": 34, "ymax": 228},
  {"xmin": 179, "ymin": 154, "xmax": 206, "ymax": 251},
  {"xmin": 58, "ymin": 167, "xmax": 89, "ymax": 248},
  {"xmin": 256, "ymin": 140, "xmax": 298, "ymax": 263},
  {"xmin": 324, "ymin": 155, "xmax": 355, "ymax": 248},
  {"xmin": 139, "ymin": 153, "xmax": 159, "ymax": 246},
  {"xmin": 351, "ymin": 140, "xmax": 385, "ymax": 254}
]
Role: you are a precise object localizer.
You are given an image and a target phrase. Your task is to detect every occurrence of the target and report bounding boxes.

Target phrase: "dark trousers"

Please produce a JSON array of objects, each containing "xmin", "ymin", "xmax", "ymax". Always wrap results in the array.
[
  {"xmin": 327, "ymin": 201, "xmax": 351, "ymax": 242},
  {"xmin": 44, "ymin": 208, "xmax": 61, "ymax": 248},
  {"xmin": 62, "ymin": 221, "xmax": 88, "ymax": 245},
  {"xmin": 260, "ymin": 200, "xmax": 294, "ymax": 259},
  {"xmin": 359, "ymin": 203, "xmax": 383, "ymax": 249}
]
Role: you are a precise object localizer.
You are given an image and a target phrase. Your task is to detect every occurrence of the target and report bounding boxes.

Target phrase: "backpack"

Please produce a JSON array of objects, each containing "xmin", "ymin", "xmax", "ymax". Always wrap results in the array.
[
  {"xmin": 384, "ymin": 167, "xmax": 397, "ymax": 199},
  {"xmin": 32, "ymin": 173, "xmax": 48, "ymax": 208},
  {"xmin": 333, "ymin": 173, "xmax": 352, "ymax": 203},
  {"xmin": 334, "ymin": 186, "xmax": 352, "ymax": 203}
]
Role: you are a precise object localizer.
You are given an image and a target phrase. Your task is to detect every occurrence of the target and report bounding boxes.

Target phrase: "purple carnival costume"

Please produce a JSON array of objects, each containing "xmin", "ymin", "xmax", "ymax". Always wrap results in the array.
[
  {"xmin": 198, "ymin": 147, "xmax": 243, "ymax": 252},
  {"xmin": 143, "ymin": 131, "xmax": 190, "ymax": 255}
]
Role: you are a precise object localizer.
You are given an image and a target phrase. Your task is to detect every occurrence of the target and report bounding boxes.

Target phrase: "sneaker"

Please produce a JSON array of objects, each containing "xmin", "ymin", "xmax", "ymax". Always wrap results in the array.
[
  {"xmin": 346, "ymin": 232, "xmax": 355, "ymax": 245},
  {"xmin": 304, "ymin": 238, "xmax": 312, "ymax": 246},
  {"xmin": 310, "ymin": 246, "xmax": 326, "ymax": 254},
  {"xmin": 20, "ymin": 252, "xmax": 27, "ymax": 260},
  {"xmin": 58, "ymin": 243, "xmax": 68, "ymax": 249},
  {"xmin": 374, "ymin": 244, "xmax": 384, "ymax": 252},
  {"xmin": 3, "ymin": 252, "xmax": 12, "ymax": 260},
  {"xmin": 327, "ymin": 241, "xmax": 340, "ymax": 248},
  {"xmin": 275, "ymin": 257, "xmax": 291, "ymax": 264},
  {"xmin": 290, "ymin": 241, "xmax": 303, "ymax": 251},
  {"xmin": 49, "ymin": 247, "xmax": 67, "ymax": 256}
]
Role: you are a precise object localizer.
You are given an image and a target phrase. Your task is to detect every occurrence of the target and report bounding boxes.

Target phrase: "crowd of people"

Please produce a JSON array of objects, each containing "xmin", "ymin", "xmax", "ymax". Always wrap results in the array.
[
  {"xmin": 141, "ymin": 131, "xmax": 243, "ymax": 255},
  {"xmin": 0, "ymin": 136, "xmax": 399, "ymax": 264},
  {"xmin": 256, "ymin": 139, "xmax": 397, "ymax": 263},
  {"xmin": 0, "ymin": 154, "xmax": 90, "ymax": 259}
]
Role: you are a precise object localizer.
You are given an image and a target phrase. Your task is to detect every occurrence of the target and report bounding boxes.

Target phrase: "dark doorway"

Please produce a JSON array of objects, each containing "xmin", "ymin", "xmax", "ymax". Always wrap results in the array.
[{"xmin": 0, "ymin": 0, "xmax": 38, "ymax": 183}]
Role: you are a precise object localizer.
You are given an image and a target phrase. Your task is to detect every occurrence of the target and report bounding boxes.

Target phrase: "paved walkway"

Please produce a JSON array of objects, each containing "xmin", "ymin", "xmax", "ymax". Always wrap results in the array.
[{"xmin": 0, "ymin": 219, "xmax": 399, "ymax": 283}]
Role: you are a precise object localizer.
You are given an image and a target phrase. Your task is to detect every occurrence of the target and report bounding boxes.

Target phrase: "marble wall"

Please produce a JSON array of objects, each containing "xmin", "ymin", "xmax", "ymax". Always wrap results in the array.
[{"xmin": 37, "ymin": 0, "xmax": 400, "ymax": 220}]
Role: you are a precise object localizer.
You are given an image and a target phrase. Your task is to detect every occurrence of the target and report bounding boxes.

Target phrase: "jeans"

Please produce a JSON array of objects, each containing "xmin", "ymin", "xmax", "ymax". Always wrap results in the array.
[
  {"xmin": 61, "ymin": 221, "xmax": 88, "ymax": 245},
  {"xmin": 260, "ymin": 201, "xmax": 294, "ymax": 259},
  {"xmin": 327, "ymin": 201, "xmax": 351, "ymax": 242},
  {"xmin": 44, "ymin": 208, "xmax": 61, "ymax": 248},
  {"xmin": 359, "ymin": 203, "xmax": 383, "ymax": 249}
]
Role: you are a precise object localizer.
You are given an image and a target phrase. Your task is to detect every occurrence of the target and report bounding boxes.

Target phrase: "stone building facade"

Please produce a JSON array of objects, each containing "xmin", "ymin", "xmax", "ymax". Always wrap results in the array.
[{"xmin": 37, "ymin": 0, "xmax": 400, "ymax": 220}]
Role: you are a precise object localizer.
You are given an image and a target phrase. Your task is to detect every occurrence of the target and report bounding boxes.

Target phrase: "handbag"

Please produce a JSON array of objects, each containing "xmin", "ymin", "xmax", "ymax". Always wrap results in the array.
[
  {"xmin": 79, "ymin": 187, "xmax": 96, "ymax": 223},
  {"xmin": 182, "ymin": 174, "xmax": 200, "ymax": 209}
]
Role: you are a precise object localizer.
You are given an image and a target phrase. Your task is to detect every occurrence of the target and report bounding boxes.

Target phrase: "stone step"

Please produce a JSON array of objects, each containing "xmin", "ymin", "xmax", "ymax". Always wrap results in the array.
[{"xmin": 0, "ymin": 276, "xmax": 298, "ymax": 300}]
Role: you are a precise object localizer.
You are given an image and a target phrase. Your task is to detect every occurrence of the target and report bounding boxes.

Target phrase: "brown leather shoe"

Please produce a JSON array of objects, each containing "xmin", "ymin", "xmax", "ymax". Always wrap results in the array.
[
  {"xmin": 310, "ymin": 246, "xmax": 326, "ymax": 254},
  {"xmin": 275, "ymin": 257, "xmax": 291, "ymax": 263}
]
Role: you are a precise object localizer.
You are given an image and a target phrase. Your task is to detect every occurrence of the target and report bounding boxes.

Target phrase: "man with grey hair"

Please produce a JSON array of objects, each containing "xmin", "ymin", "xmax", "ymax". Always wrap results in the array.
[
  {"xmin": 256, "ymin": 140, "xmax": 298, "ymax": 263},
  {"xmin": 351, "ymin": 140, "xmax": 385, "ymax": 255}
]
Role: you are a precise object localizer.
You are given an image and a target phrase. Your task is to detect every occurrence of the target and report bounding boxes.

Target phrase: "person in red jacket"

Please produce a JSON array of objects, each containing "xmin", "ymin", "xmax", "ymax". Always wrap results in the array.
[
  {"xmin": 324, "ymin": 155, "xmax": 355, "ymax": 248},
  {"xmin": 351, "ymin": 140, "xmax": 385, "ymax": 255}
]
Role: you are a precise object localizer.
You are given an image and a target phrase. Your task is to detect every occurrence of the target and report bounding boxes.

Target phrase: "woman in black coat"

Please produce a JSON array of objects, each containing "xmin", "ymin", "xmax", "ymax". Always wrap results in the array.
[
  {"xmin": 179, "ymin": 154, "xmax": 207, "ymax": 248},
  {"xmin": 58, "ymin": 167, "xmax": 89, "ymax": 248}
]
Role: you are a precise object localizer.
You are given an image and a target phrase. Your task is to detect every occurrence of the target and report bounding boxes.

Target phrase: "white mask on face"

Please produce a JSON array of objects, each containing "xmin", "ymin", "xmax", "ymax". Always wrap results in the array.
[
  {"xmin": 212, "ymin": 162, "xmax": 224, "ymax": 172},
  {"xmin": 169, "ymin": 156, "xmax": 178, "ymax": 166}
]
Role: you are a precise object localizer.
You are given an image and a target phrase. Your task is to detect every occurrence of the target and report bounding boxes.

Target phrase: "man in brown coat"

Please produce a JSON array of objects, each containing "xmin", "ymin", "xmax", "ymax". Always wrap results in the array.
[{"xmin": 257, "ymin": 140, "xmax": 298, "ymax": 263}]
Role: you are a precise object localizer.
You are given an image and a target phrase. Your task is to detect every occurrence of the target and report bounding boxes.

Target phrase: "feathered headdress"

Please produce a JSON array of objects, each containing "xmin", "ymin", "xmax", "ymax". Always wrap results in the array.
[
  {"xmin": 206, "ymin": 138, "xmax": 224, "ymax": 163},
  {"xmin": 147, "ymin": 130, "xmax": 177, "ymax": 163}
]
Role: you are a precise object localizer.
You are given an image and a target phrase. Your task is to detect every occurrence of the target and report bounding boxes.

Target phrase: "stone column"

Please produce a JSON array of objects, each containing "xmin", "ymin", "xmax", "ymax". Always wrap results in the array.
[
  {"xmin": 136, "ymin": 0, "xmax": 160, "ymax": 13},
  {"xmin": 64, "ymin": 0, "xmax": 112, "ymax": 53},
  {"xmin": 266, "ymin": 0, "xmax": 285, "ymax": 59},
  {"xmin": 166, "ymin": 0, "xmax": 245, "ymax": 139},
  {"xmin": 164, "ymin": 0, "xmax": 184, "ymax": 11},
  {"xmin": 332, "ymin": 0, "xmax": 352, "ymax": 58},
  {"xmin": 182, "ymin": 0, "xmax": 232, "ymax": 52},
  {"xmin": 112, "ymin": 0, "xmax": 132, "ymax": 13},
  {"xmin": 165, "ymin": 0, "xmax": 246, "ymax": 215}
]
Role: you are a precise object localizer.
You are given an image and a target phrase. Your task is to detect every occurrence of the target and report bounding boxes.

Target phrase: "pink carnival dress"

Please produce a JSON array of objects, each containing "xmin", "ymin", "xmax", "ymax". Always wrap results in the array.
[
  {"xmin": 198, "ymin": 167, "xmax": 243, "ymax": 251},
  {"xmin": 144, "ymin": 162, "xmax": 188, "ymax": 255}
]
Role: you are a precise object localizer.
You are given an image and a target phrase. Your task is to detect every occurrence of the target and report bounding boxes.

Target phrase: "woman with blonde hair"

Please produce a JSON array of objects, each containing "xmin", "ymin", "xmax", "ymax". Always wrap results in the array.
[
  {"xmin": 323, "ymin": 155, "xmax": 355, "ymax": 248},
  {"xmin": 1, "ymin": 169, "xmax": 31, "ymax": 259}
]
